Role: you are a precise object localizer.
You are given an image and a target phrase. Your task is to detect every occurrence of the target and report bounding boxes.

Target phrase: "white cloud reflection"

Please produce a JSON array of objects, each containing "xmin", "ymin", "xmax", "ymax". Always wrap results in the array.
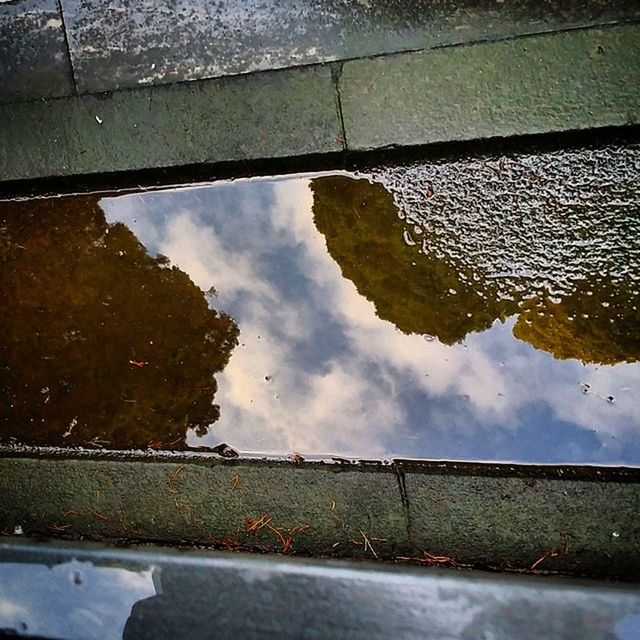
[
  {"xmin": 101, "ymin": 176, "xmax": 640, "ymax": 465},
  {"xmin": 0, "ymin": 561, "xmax": 154, "ymax": 640}
]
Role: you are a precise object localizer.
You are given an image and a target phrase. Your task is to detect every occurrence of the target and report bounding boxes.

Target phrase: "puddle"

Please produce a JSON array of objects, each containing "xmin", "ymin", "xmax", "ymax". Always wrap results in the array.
[
  {"xmin": 0, "ymin": 557, "xmax": 155, "ymax": 640},
  {"xmin": 1, "ymin": 143, "xmax": 639, "ymax": 464},
  {"xmin": 2, "ymin": 550, "xmax": 638, "ymax": 640}
]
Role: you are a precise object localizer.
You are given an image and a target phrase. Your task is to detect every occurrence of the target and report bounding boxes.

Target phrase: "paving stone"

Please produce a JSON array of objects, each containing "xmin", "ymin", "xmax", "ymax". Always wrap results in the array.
[
  {"xmin": 0, "ymin": 0, "xmax": 75, "ymax": 104},
  {"xmin": 58, "ymin": 0, "xmax": 640, "ymax": 94},
  {"xmin": 404, "ymin": 470, "xmax": 640, "ymax": 579},
  {"xmin": 340, "ymin": 25, "xmax": 640, "ymax": 150},
  {"xmin": 1, "ymin": 455, "xmax": 638, "ymax": 579},
  {"xmin": 0, "ymin": 64, "xmax": 342, "ymax": 181},
  {"xmin": 0, "ymin": 457, "xmax": 410, "ymax": 558}
]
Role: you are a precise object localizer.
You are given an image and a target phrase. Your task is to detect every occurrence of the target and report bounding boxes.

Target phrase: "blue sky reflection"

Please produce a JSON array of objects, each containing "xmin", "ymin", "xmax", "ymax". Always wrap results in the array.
[
  {"xmin": 101, "ymin": 174, "xmax": 640, "ymax": 465},
  {"xmin": 0, "ymin": 559, "xmax": 154, "ymax": 639}
]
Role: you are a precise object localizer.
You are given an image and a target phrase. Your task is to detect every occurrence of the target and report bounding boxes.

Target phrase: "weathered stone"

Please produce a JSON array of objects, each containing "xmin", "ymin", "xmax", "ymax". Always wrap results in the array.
[
  {"xmin": 0, "ymin": 65, "xmax": 342, "ymax": 181},
  {"xmin": 340, "ymin": 25, "xmax": 640, "ymax": 149},
  {"xmin": 0, "ymin": 0, "xmax": 74, "ymax": 103}
]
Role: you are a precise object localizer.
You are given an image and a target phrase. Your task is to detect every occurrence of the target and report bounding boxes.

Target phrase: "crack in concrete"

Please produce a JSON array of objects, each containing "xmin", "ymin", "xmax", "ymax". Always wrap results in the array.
[
  {"xmin": 330, "ymin": 61, "xmax": 348, "ymax": 152},
  {"xmin": 393, "ymin": 464, "xmax": 415, "ymax": 548},
  {"xmin": 55, "ymin": 0, "xmax": 78, "ymax": 96}
]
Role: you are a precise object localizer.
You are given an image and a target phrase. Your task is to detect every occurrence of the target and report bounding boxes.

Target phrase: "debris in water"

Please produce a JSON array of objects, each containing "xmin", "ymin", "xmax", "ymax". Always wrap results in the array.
[
  {"xmin": 128, "ymin": 359, "xmax": 149, "ymax": 368},
  {"xmin": 402, "ymin": 229, "xmax": 416, "ymax": 246},
  {"xmin": 63, "ymin": 417, "xmax": 78, "ymax": 439},
  {"xmin": 212, "ymin": 443, "xmax": 239, "ymax": 458}
]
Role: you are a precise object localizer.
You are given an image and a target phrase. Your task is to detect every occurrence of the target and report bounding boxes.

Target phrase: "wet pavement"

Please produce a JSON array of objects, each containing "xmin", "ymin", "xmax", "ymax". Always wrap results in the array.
[
  {"xmin": 0, "ymin": 0, "xmax": 74, "ymax": 104},
  {"xmin": 3, "ymin": 0, "xmax": 639, "ymax": 99},
  {"xmin": 1, "ymin": 142, "xmax": 639, "ymax": 465},
  {"xmin": 3, "ymin": 22, "xmax": 638, "ymax": 183},
  {"xmin": 2, "ymin": 540, "xmax": 640, "ymax": 640}
]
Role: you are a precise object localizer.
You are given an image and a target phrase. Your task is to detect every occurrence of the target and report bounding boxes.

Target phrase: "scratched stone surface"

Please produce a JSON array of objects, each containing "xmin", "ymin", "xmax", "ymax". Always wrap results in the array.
[
  {"xmin": 0, "ymin": 0, "xmax": 74, "ymax": 103},
  {"xmin": 58, "ymin": 0, "xmax": 640, "ymax": 93}
]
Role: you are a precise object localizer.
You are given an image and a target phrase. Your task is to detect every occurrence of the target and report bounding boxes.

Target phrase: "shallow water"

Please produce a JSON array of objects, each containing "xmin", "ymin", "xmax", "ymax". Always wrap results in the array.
[
  {"xmin": 1, "ymin": 143, "xmax": 639, "ymax": 464},
  {"xmin": 1, "ymin": 549, "xmax": 638, "ymax": 640},
  {"xmin": 0, "ymin": 556, "xmax": 155, "ymax": 640}
]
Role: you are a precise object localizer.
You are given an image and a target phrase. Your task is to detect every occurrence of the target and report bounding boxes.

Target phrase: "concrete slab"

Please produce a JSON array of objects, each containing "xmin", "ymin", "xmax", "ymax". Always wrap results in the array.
[
  {"xmin": 339, "ymin": 24, "xmax": 640, "ymax": 150},
  {"xmin": 58, "ymin": 0, "xmax": 640, "ymax": 94},
  {"xmin": 403, "ymin": 468, "xmax": 640, "ymax": 579},
  {"xmin": 0, "ymin": 454, "xmax": 638, "ymax": 579},
  {"xmin": 0, "ymin": 457, "xmax": 411, "ymax": 559},
  {"xmin": 0, "ymin": 64, "xmax": 342, "ymax": 181},
  {"xmin": 0, "ymin": 0, "xmax": 75, "ymax": 103}
]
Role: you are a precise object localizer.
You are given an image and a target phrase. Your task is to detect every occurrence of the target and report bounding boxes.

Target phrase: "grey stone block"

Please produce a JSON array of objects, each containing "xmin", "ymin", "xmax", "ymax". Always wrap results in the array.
[
  {"xmin": 405, "ymin": 471, "xmax": 640, "ymax": 578},
  {"xmin": 1, "ymin": 455, "xmax": 638, "ymax": 579},
  {"xmin": 0, "ymin": 64, "xmax": 342, "ymax": 181},
  {"xmin": 0, "ymin": 0, "xmax": 75, "ymax": 103},
  {"xmin": 0, "ymin": 457, "xmax": 411, "ymax": 558},
  {"xmin": 340, "ymin": 25, "xmax": 640, "ymax": 150},
  {"xmin": 58, "ymin": 0, "xmax": 640, "ymax": 94}
]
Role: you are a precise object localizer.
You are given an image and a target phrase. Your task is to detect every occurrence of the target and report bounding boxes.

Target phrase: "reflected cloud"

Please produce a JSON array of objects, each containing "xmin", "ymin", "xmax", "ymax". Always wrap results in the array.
[
  {"xmin": 3, "ymin": 144, "xmax": 638, "ymax": 465},
  {"xmin": 99, "ymin": 160, "xmax": 640, "ymax": 465},
  {"xmin": 0, "ymin": 560, "xmax": 154, "ymax": 640}
]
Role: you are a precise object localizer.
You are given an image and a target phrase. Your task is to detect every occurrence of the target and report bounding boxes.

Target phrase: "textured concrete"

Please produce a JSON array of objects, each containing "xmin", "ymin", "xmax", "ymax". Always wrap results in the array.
[
  {"xmin": 0, "ymin": 0, "xmax": 74, "ymax": 103},
  {"xmin": 1, "ymin": 24, "xmax": 639, "ymax": 184},
  {"xmin": 57, "ymin": 0, "xmax": 640, "ymax": 94},
  {"xmin": 0, "ymin": 457, "xmax": 410, "ymax": 560},
  {"xmin": 339, "ymin": 24, "xmax": 640, "ymax": 150},
  {"xmin": 0, "ymin": 455, "xmax": 638, "ymax": 580},
  {"xmin": 0, "ymin": 65, "xmax": 342, "ymax": 181},
  {"xmin": 2, "ymin": 539, "xmax": 640, "ymax": 640},
  {"xmin": 404, "ymin": 471, "xmax": 640, "ymax": 578}
]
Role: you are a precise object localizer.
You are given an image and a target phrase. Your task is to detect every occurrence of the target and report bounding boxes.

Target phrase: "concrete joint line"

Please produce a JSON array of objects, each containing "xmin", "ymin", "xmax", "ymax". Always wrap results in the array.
[
  {"xmin": 330, "ymin": 61, "xmax": 348, "ymax": 151},
  {"xmin": 55, "ymin": 0, "xmax": 78, "ymax": 96}
]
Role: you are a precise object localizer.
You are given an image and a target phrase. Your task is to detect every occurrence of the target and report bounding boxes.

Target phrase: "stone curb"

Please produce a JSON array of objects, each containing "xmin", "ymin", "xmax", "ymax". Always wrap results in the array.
[{"xmin": 1, "ymin": 455, "xmax": 638, "ymax": 580}]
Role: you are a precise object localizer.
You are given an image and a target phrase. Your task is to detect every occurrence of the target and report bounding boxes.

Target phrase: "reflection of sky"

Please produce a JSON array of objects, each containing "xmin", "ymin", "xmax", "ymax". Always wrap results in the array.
[
  {"xmin": 1, "ymin": 553, "xmax": 638, "ymax": 639},
  {"xmin": 0, "ymin": 560, "xmax": 154, "ymax": 639},
  {"xmin": 101, "ymin": 175, "xmax": 640, "ymax": 465}
]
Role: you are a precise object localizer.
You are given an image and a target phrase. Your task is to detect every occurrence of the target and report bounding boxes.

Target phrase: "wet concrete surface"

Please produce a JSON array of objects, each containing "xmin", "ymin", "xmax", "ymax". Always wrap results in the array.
[
  {"xmin": 0, "ymin": 455, "xmax": 638, "ymax": 580},
  {"xmin": 2, "ymin": 23, "xmax": 638, "ymax": 183},
  {"xmin": 0, "ymin": 0, "xmax": 74, "ymax": 103},
  {"xmin": 1, "ymin": 541, "xmax": 639, "ymax": 640},
  {"xmin": 56, "ymin": 0, "xmax": 640, "ymax": 94},
  {"xmin": 1, "ymin": 141, "xmax": 639, "ymax": 465},
  {"xmin": 0, "ymin": 64, "xmax": 342, "ymax": 182},
  {"xmin": 340, "ymin": 24, "xmax": 640, "ymax": 149},
  {"xmin": 1, "ymin": 0, "xmax": 639, "ymax": 102}
]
